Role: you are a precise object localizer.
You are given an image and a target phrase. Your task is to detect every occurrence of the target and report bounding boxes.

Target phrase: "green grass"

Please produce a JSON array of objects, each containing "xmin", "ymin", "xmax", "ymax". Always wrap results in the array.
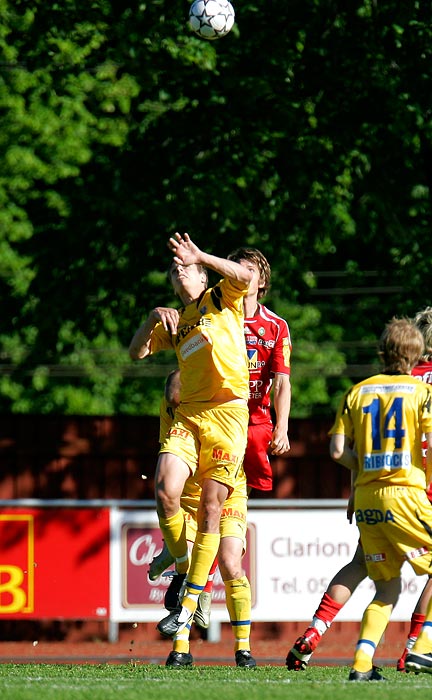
[{"xmin": 0, "ymin": 664, "xmax": 430, "ymax": 700}]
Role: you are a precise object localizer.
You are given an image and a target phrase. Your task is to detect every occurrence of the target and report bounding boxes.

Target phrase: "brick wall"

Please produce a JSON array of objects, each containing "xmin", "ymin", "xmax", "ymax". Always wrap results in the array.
[{"xmin": 0, "ymin": 415, "xmax": 350, "ymax": 501}]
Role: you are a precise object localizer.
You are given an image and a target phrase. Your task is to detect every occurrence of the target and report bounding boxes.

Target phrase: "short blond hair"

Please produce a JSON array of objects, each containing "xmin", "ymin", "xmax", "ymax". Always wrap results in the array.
[
  {"xmin": 413, "ymin": 306, "xmax": 432, "ymax": 361},
  {"xmin": 378, "ymin": 317, "xmax": 424, "ymax": 373}
]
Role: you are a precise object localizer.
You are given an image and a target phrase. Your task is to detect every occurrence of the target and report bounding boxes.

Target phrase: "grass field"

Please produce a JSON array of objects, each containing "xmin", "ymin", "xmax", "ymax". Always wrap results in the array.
[{"xmin": 0, "ymin": 663, "xmax": 430, "ymax": 700}]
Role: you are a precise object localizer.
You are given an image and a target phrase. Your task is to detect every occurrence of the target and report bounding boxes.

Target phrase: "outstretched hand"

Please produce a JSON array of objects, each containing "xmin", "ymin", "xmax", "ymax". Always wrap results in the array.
[{"xmin": 168, "ymin": 232, "xmax": 202, "ymax": 266}]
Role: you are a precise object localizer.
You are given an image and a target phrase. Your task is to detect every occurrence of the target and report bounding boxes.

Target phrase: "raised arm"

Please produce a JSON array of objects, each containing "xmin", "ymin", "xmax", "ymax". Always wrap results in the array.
[{"xmin": 169, "ymin": 233, "xmax": 253, "ymax": 286}]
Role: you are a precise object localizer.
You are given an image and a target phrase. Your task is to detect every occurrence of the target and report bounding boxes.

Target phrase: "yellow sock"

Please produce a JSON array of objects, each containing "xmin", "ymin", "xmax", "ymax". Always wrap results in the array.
[
  {"xmin": 412, "ymin": 596, "xmax": 432, "ymax": 655},
  {"xmin": 187, "ymin": 531, "xmax": 221, "ymax": 591},
  {"xmin": 158, "ymin": 510, "xmax": 189, "ymax": 574},
  {"xmin": 352, "ymin": 601, "xmax": 392, "ymax": 672},
  {"xmin": 173, "ymin": 631, "xmax": 190, "ymax": 654},
  {"xmin": 224, "ymin": 576, "xmax": 252, "ymax": 652},
  {"xmin": 173, "ymin": 531, "xmax": 220, "ymax": 654}
]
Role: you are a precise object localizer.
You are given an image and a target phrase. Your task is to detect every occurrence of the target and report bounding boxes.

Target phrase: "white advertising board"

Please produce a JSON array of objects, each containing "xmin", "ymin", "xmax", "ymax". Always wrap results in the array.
[{"xmin": 110, "ymin": 506, "xmax": 427, "ymax": 623}]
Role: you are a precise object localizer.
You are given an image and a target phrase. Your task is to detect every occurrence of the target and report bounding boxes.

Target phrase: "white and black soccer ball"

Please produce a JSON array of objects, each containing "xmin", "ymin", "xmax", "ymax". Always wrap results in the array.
[{"xmin": 189, "ymin": 0, "xmax": 235, "ymax": 41}]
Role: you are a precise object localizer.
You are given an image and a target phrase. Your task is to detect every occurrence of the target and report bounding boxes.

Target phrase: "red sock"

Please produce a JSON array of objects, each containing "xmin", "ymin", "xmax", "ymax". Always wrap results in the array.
[
  {"xmin": 314, "ymin": 592, "xmax": 343, "ymax": 626},
  {"xmin": 408, "ymin": 612, "xmax": 426, "ymax": 639},
  {"xmin": 203, "ymin": 557, "xmax": 218, "ymax": 593}
]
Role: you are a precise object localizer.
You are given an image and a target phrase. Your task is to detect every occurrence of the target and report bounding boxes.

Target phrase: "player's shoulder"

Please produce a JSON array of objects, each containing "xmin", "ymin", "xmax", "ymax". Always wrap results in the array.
[{"xmin": 258, "ymin": 303, "xmax": 290, "ymax": 328}]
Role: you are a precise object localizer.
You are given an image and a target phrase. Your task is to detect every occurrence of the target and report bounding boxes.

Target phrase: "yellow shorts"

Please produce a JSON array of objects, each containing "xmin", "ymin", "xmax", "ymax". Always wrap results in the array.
[
  {"xmin": 355, "ymin": 484, "xmax": 432, "ymax": 581},
  {"xmin": 159, "ymin": 401, "xmax": 248, "ymax": 491},
  {"xmin": 181, "ymin": 471, "xmax": 248, "ymax": 551}
]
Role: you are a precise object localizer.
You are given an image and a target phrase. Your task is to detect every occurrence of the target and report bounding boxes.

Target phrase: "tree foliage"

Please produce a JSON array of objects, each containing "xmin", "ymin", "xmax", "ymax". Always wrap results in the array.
[{"xmin": 1, "ymin": 0, "xmax": 431, "ymax": 416}]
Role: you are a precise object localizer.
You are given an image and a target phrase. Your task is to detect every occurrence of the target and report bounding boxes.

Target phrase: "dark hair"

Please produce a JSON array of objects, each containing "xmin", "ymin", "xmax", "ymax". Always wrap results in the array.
[{"xmin": 227, "ymin": 247, "xmax": 271, "ymax": 299}]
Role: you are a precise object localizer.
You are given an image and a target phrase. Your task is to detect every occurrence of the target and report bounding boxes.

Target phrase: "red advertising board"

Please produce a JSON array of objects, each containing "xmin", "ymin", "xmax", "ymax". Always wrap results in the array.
[
  {"xmin": 0, "ymin": 508, "xmax": 110, "ymax": 619},
  {"xmin": 120, "ymin": 521, "xmax": 257, "ymax": 611}
]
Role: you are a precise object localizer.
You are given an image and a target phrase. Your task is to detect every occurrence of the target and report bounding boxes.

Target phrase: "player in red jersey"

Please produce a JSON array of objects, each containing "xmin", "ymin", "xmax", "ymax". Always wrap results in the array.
[
  {"xmin": 228, "ymin": 247, "xmax": 292, "ymax": 492},
  {"xmin": 286, "ymin": 306, "xmax": 432, "ymax": 673},
  {"xmin": 187, "ymin": 248, "xmax": 292, "ymax": 626}
]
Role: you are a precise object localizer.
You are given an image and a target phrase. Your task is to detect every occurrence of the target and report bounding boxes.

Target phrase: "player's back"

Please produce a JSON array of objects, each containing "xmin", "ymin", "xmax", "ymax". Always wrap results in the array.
[{"xmin": 345, "ymin": 373, "xmax": 432, "ymax": 489}]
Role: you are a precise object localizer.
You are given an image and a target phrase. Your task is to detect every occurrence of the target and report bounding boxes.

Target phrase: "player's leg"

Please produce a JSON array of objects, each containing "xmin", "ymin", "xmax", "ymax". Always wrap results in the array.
[
  {"xmin": 218, "ymin": 478, "xmax": 254, "ymax": 667},
  {"xmin": 243, "ymin": 421, "xmax": 273, "ymax": 492},
  {"xmin": 154, "ymin": 452, "xmax": 190, "ymax": 574},
  {"xmin": 179, "ymin": 481, "xmax": 215, "ymax": 629},
  {"xmin": 148, "ymin": 540, "xmax": 175, "ymax": 581},
  {"xmin": 406, "ymin": 577, "xmax": 432, "ymax": 673},
  {"xmin": 349, "ymin": 577, "xmax": 400, "ymax": 681},
  {"xmin": 194, "ymin": 555, "xmax": 218, "ymax": 629},
  {"xmin": 164, "ymin": 483, "xmax": 200, "ymax": 612},
  {"xmin": 161, "ymin": 403, "xmax": 248, "ymax": 665},
  {"xmin": 390, "ymin": 487, "xmax": 432, "ymax": 674},
  {"xmin": 397, "ymin": 577, "xmax": 432, "ymax": 671},
  {"xmin": 219, "ymin": 535, "xmax": 255, "ymax": 668},
  {"xmin": 159, "ymin": 478, "xmax": 227, "ymax": 647},
  {"xmin": 286, "ymin": 542, "xmax": 367, "ymax": 670}
]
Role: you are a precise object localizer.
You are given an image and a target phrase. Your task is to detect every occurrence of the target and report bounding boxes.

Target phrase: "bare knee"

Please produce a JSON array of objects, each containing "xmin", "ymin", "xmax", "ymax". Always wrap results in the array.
[
  {"xmin": 218, "ymin": 537, "xmax": 244, "ymax": 581},
  {"xmin": 155, "ymin": 488, "xmax": 180, "ymax": 518},
  {"xmin": 198, "ymin": 499, "xmax": 223, "ymax": 532},
  {"xmin": 155, "ymin": 456, "xmax": 189, "ymax": 518}
]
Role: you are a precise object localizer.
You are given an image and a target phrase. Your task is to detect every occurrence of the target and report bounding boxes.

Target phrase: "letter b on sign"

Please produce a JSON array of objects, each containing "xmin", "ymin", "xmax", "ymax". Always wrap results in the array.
[{"xmin": 0, "ymin": 565, "xmax": 27, "ymax": 613}]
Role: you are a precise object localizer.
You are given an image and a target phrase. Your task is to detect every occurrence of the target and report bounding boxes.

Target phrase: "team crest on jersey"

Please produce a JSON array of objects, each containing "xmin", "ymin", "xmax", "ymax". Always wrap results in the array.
[
  {"xmin": 247, "ymin": 349, "xmax": 258, "ymax": 370},
  {"xmin": 258, "ymin": 327, "xmax": 265, "ymax": 336}
]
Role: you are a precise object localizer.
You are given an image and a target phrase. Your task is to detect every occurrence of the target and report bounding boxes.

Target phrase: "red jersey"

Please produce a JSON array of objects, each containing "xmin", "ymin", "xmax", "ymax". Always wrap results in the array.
[
  {"xmin": 412, "ymin": 361, "xmax": 432, "ymax": 386},
  {"xmin": 412, "ymin": 360, "xmax": 432, "ymax": 461},
  {"xmin": 244, "ymin": 303, "xmax": 291, "ymax": 425},
  {"xmin": 412, "ymin": 360, "xmax": 432, "ymax": 501}
]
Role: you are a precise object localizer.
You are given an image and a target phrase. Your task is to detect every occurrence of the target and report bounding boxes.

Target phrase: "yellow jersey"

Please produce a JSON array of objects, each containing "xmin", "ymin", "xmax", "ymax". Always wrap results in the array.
[
  {"xmin": 329, "ymin": 373, "xmax": 432, "ymax": 489},
  {"xmin": 150, "ymin": 276, "xmax": 249, "ymax": 402}
]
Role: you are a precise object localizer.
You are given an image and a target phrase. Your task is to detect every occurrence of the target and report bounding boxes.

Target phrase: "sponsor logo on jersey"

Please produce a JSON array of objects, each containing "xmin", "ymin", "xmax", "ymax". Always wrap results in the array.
[
  {"xmin": 249, "ymin": 379, "xmax": 263, "ymax": 399},
  {"xmin": 406, "ymin": 547, "xmax": 429, "ymax": 560},
  {"xmin": 168, "ymin": 427, "xmax": 191, "ymax": 439},
  {"xmin": 355, "ymin": 508, "xmax": 395, "ymax": 524},
  {"xmin": 247, "ymin": 349, "xmax": 258, "ymax": 370},
  {"xmin": 221, "ymin": 506, "xmax": 246, "ymax": 521},
  {"xmin": 258, "ymin": 338, "xmax": 275, "ymax": 348},
  {"xmin": 363, "ymin": 451, "xmax": 411, "ymax": 470},
  {"xmin": 360, "ymin": 383, "xmax": 416, "ymax": 394},
  {"xmin": 212, "ymin": 448, "xmax": 240, "ymax": 465},
  {"xmin": 179, "ymin": 332, "xmax": 210, "ymax": 360},
  {"xmin": 364, "ymin": 552, "xmax": 386, "ymax": 562},
  {"xmin": 177, "ymin": 317, "xmax": 212, "ymax": 343}
]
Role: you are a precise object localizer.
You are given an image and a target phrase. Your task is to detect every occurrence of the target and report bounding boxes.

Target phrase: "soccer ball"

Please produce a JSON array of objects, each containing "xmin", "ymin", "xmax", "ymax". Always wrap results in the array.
[{"xmin": 189, "ymin": 0, "xmax": 235, "ymax": 41}]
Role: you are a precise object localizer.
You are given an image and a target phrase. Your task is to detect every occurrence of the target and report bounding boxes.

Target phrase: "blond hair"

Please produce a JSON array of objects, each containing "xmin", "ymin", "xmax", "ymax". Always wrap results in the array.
[
  {"xmin": 378, "ymin": 317, "xmax": 424, "ymax": 374},
  {"xmin": 413, "ymin": 306, "xmax": 432, "ymax": 361}
]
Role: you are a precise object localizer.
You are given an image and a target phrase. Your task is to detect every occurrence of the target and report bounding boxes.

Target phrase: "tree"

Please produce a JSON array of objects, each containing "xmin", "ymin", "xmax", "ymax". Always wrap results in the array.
[{"xmin": 1, "ymin": 0, "xmax": 431, "ymax": 416}]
